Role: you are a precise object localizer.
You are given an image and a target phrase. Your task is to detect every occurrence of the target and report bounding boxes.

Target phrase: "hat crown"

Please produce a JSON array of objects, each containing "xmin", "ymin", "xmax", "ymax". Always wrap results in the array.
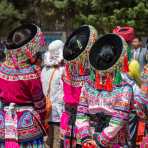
[
  {"xmin": 89, "ymin": 33, "xmax": 123, "ymax": 71},
  {"xmin": 12, "ymin": 29, "xmax": 31, "ymax": 45},
  {"xmin": 63, "ymin": 25, "xmax": 91, "ymax": 61},
  {"xmin": 96, "ymin": 45, "xmax": 114, "ymax": 63},
  {"xmin": 4, "ymin": 23, "xmax": 45, "ymax": 68},
  {"xmin": 63, "ymin": 25, "xmax": 98, "ymax": 78},
  {"xmin": 6, "ymin": 24, "xmax": 38, "ymax": 49}
]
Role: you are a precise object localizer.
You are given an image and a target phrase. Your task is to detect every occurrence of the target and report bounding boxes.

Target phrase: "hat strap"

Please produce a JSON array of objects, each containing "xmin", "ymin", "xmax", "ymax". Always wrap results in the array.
[
  {"xmin": 79, "ymin": 62, "xmax": 84, "ymax": 75},
  {"xmin": 90, "ymin": 68, "xmax": 95, "ymax": 81},
  {"xmin": 113, "ymin": 70, "xmax": 122, "ymax": 85},
  {"xmin": 104, "ymin": 73, "xmax": 113, "ymax": 91}
]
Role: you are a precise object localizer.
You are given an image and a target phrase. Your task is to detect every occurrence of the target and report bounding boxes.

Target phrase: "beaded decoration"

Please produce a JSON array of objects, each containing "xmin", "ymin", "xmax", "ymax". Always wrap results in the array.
[
  {"xmin": 64, "ymin": 25, "xmax": 98, "ymax": 80},
  {"xmin": 0, "ymin": 25, "xmax": 45, "ymax": 81},
  {"xmin": 5, "ymin": 25, "xmax": 45, "ymax": 68},
  {"xmin": 89, "ymin": 34, "xmax": 129, "ymax": 91}
]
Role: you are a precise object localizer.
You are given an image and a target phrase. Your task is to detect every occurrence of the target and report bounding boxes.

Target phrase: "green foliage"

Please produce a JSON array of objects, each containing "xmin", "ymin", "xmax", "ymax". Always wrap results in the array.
[
  {"xmin": 0, "ymin": 0, "xmax": 148, "ymax": 37},
  {"xmin": 102, "ymin": 1, "xmax": 148, "ymax": 34},
  {"xmin": 0, "ymin": 0, "xmax": 24, "ymax": 37}
]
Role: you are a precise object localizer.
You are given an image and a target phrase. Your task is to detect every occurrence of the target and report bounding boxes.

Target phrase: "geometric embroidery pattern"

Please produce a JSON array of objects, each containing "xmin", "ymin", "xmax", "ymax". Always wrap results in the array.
[{"xmin": 18, "ymin": 111, "xmax": 33, "ymax": 128}]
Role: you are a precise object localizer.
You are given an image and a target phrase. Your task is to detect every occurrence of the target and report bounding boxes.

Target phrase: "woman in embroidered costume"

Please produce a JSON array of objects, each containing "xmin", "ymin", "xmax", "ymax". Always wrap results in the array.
[
  {"xmin": 41, "ymin": 40, "xmax": 64, "ymax": 148},
  {"xmin": 0, "ymin": 24, "xmax": 47, "ymax": 148},
  {"xmin": 121, "ymin": 60, "xmax": 148, "ymax": 147},
  {"xmin": 126, "ymin": 62, "xmax": 148, "ymax": 148},
  {"xmin": 60, "ymin": 25, "xmax": 98, "ymax": 148},
  {"xmin": 75, "ymin": 33, "xmax": 147, "ymax": 148},
  {"xmin": 113, "ymin": 26, "xmax": 148, "ymax": 147},
  {"xmin": 138, "ymin": 64, "xmax": 148, "ymax": 147}
]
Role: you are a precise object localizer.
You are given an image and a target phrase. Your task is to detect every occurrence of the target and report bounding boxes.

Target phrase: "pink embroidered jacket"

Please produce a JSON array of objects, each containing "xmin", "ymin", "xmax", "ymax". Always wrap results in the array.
[{"xmin": 0, "ymin": 64, "xmax": 46, "ymax": 122}]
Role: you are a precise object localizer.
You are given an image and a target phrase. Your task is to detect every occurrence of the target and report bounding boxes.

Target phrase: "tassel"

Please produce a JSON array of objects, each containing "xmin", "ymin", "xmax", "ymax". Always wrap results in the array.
[
  {"xmin": 90, "ymin": 69, "xmax": 95, "ymax": 81},
  {"xmin": 5, "ymin": 141, "xmax": 20, "ymax": 148},
  {"xmin": 136, "ymin": 121, "xmax": 145, "ymax": 146},
  {"xmin": 25, "ymin": 48, "xmax": 35, "ymax": 63},
  {"xmin": 66, "ymin": 64, "xmax": 71, "ymax": 80},
  {"xmin": 5, "ymin": 103, "xmax": 20, "ymax": 148},
  {"xmin": 122, "ymin": 54, "xmax": 129, "ymax": 72},
  {"xmin": 25, "ymin": 48, "xmax": 32, "ymax": 59},
  {"xmin": 73, "ymin": 62, "xmax": 77, "ymax": 75},
  {"xmin": 11, "ymin": 55, "xmax": 19, "ymax": 69},
  {"xmin": 79, "ymin": 63, "xmax": 84, "ymax": 75},
  {"xmin": 105, "ymin": 74, "xmax": 113, "ymax": 91},
  {"xmin": 113, "ymin": 70, "xmax": 122, "ymax": 85},
  {"xmin": 69, "ymin": 64, "xmax": 73, "ymax": 72},
  {"xmin": 95, "ymin": 71, "xmax": 102, "ymax": 89},
  {"xmin": 127, "ymin": 46, "xmax": 132, "ymax": 62},
  {"xmin": 39, "ymin": 33, "xmax": 45, "ymax": 46},
  {"xmin": 82, "ymin": 143, "xmax": 96, "ymax": 148}
]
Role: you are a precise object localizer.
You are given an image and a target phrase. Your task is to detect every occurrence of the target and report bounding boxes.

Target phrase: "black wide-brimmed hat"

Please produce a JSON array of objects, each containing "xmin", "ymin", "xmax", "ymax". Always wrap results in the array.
[
  {"xmin": 4, "ymin": 23, "xmax": 45, "ymax": 64},
  {"xmin": 89, "ymin": 33, "xmax": 123, "ymax": 71},
  {"xmin": 0, "ymin": 24, "xmax": 46, "ymax": 81},
  {"xmin": 6, "ymin": 24, "xmax": 38, "ymax": 49},
  {"xmin": 63, "ymin": 25, "xmax": 97, "ymax": 61},
  {"xmin": 88, "ymin": 34, "xmax": 129, "ymax": 91}
]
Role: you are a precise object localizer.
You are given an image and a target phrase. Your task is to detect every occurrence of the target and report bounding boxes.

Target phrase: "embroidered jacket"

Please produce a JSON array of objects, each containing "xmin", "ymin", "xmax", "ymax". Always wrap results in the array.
[
  {"xmin": 122, "ymin": 73, "xmax": 147, "ymax": 119},
  {"xmin": 60, "ymin": 73, "xmax": 89, "ymax": 145},
  {"xmin": 0, "ymin": 62, "xmax": 46, "ymax": 121},
  {"xmin": 75, "ymin": 77, "xmax": 147, "ymax": 147}
]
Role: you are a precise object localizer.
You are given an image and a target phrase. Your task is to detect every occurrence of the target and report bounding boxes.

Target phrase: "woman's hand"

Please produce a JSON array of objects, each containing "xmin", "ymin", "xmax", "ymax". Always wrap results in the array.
[{"xmin": 83, "ymin": 140, "xmax": 97, "ymax": 148}]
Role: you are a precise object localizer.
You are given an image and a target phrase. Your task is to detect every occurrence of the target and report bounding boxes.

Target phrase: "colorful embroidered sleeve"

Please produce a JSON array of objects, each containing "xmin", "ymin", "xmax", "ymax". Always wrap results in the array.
[
  {"xmin": 133, "ymin": 91, "xmax": 148, "ymax": 120},
  {"xmin": 75, "ymin": 86, "xmax": 91, "ymax": 144},
  {"xmin": 122, "ymin": 73, "xmax": 148, "ymax": 120},
  {"xmin": 30, "ymin": 79, "xmax": 46, "ymax": 122},
  {"xmin": 93, "ymin": 85, "xmax": 132, "ymax": 147}
]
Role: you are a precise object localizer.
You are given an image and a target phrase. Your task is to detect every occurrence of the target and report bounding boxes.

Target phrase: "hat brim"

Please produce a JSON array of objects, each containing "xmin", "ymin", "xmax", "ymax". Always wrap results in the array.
[
  {"xmin": 89, "ymin": 34, "xmax": 123, "ymax": 70},
  {"xmin": 63, "ymin": 25, "xmax": 90, "ymax": 61},
  {"xmin": 6, "ymin": 24, "xmax": 37, "ymax": 49}
]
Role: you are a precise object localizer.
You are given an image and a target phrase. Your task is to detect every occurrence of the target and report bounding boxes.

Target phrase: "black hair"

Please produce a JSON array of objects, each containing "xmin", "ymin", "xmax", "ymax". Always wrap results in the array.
[
  {"xmin": 133, "ymin": 36, "xmax": 142, "ymax": 42},
  {"xmin": 6, "ymin": 24, "xmax": 37, "ymax": 49}
]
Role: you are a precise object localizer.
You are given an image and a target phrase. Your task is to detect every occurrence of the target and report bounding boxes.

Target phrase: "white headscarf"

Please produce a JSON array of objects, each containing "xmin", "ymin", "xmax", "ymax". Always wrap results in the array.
[{"xmin": 44, "ymin": 40, "xmax": 64, "ymax": 66}]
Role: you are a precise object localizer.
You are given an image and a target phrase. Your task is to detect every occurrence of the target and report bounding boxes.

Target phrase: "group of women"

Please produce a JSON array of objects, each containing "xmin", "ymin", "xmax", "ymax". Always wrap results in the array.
[{"xmin": 0, "ymin": 23, "xmax": 147, "ymax": 148}]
